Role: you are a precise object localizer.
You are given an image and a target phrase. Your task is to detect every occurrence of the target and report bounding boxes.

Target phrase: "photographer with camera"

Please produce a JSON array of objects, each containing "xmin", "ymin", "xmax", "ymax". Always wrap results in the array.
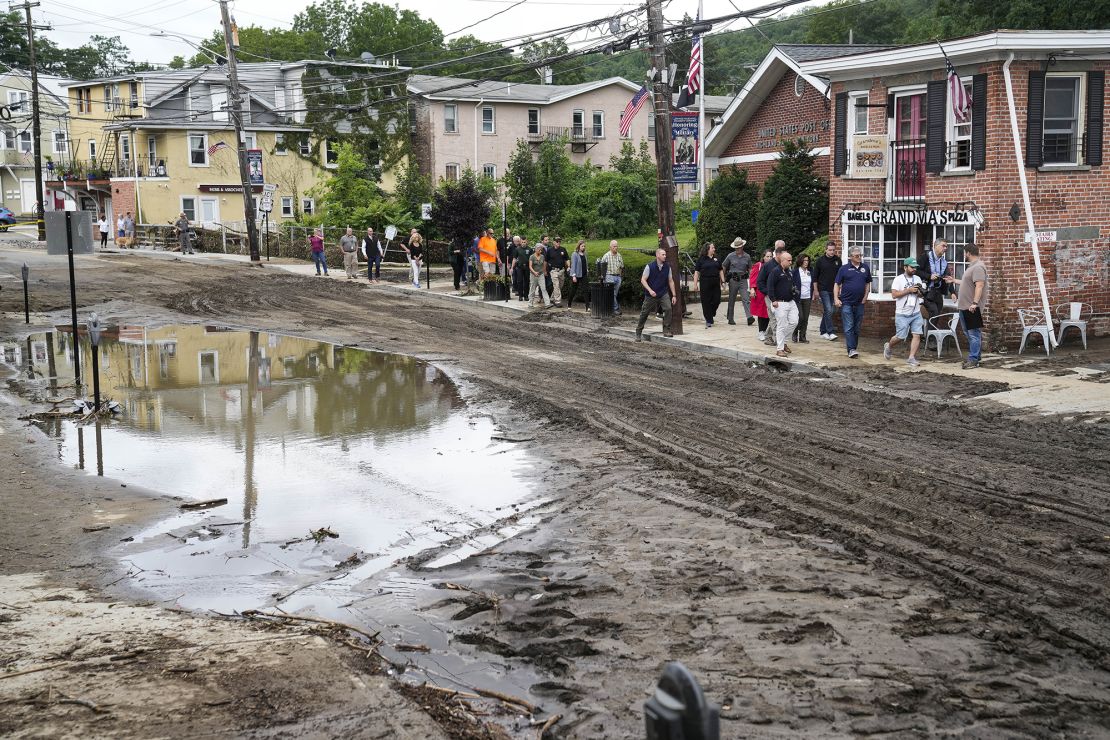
[
  {"xmin": 721, "ymin": 237, "xmax": 753, "ymax": 326},
  {"xmin": 883, "ymin": 257, "xmax": 926, "ymax": 367}
]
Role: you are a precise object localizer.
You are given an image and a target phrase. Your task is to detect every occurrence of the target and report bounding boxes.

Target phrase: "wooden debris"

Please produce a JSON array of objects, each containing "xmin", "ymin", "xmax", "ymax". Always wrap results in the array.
[
  {"xmin": 81, "ymin": 525, "xmax": 110, "ymax": 533},
  {"xmin": 179, "ymin": 498, "xmax": 228, "ymax": 511},
  {"xmin": 394, "ymin": 643, "xmax": 430, "ymax": 653},
  {"xmin": 539, "ymin": 713, "xmax": 563, "ymax": 736},
  {"xmin": 473, "ymin": 687, "xmax": 537, "ymax": 714}
]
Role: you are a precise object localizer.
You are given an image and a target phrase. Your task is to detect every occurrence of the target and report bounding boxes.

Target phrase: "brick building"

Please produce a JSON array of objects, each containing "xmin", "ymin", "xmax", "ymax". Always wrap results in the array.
[
  {"xmin": 798, "ymin": 30, "xmax": 1110, "ymax": 344},
  {"xmin": 704, "ymin": 45, "xmax": 891, "ymax": 187}
]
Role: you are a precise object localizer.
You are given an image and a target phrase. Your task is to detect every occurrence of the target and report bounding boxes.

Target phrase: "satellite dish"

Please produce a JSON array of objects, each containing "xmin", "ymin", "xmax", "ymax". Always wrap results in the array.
[
  {"xmin": 385, "ymin": 225, "xmax": 397, "ymax": 241},
  {"xmin": 360, "ymin": 51, "xmax": 376, "ymax": 63}
]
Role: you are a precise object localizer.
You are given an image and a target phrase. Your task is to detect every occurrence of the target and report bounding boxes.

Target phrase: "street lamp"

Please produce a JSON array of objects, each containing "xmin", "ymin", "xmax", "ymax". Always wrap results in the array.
[{"xmin": 87, "ymin": 312, "xmax": 102, "ymax": 413}]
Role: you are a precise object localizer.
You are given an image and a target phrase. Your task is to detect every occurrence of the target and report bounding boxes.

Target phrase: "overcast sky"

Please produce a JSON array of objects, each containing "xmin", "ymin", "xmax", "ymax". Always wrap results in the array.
[{"xmin": 35, "ymin": 0, "xmax": 819, "ymax": 69}]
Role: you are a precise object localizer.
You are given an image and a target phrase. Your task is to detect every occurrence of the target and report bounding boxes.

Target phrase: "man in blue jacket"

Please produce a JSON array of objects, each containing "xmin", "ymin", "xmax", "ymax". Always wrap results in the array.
[
  {"xmin": 833, "ymin": 246, "xmax": 872, "ymax": 358},
  {"xmin": 766, "ymin": 250, "xmax": 798, "ymax": 356},
  {"xmin": 635, "ymin": 248, "xmax": 677, "ymax": 341}
]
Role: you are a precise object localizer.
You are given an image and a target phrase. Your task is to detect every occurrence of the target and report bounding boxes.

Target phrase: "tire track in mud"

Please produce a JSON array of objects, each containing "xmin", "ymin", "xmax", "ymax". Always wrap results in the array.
[{"xmin": 54, "ymin": 261, "xmax": 1110, "ymax": 657}]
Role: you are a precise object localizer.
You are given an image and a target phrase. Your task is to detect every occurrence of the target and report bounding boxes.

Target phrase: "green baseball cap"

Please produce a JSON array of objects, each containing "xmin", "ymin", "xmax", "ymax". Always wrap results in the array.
[{"xmin": 903, "ymin": 257, "xmax": 919, "ymax": 267}]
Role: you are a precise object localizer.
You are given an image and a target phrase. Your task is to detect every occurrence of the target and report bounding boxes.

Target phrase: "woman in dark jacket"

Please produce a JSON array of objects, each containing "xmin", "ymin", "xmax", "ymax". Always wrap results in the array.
[
  {"xmin": 791, "ymin": 253, "xmax": 814, "ymax": 343},
  {"xmin": 692, "ymin": 243, "xmax": 724, "ymax": 328},
  {"xmin": 567, "ymin": 240, "xmax": 590, "ymax": 310}
]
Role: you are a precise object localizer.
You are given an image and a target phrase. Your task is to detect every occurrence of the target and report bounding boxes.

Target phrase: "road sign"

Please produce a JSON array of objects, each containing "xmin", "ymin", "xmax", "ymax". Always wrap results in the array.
[{"xmin": 259, "ymin": 183, "xmax": 277, "ymax": 214}]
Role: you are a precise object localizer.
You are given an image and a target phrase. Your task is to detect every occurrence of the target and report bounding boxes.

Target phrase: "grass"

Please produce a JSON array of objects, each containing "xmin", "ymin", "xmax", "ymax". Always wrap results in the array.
[{"xmin": 582, "ymin": 225, "xmax": 696, "ymax": 272}]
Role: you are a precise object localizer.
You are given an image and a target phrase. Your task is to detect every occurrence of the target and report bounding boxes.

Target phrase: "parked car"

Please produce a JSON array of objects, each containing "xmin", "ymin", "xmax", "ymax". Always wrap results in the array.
[{"xmin": 0, "ymin": 206, "xmax": 16, "ymax": 232}]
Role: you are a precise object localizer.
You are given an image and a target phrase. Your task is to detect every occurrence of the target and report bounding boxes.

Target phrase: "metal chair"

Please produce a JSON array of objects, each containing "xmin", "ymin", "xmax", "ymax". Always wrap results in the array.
[
  {"xmin": 923, "ymin": 312, "xmax": 961, "ymax": 358},
  {"xmin": 1017, "ymin": 308, "xmax": 1052, "ymax": 355},
  {"xmin": 1055, "ymin": 302, "xmax": 1091, "ymax": 349}
]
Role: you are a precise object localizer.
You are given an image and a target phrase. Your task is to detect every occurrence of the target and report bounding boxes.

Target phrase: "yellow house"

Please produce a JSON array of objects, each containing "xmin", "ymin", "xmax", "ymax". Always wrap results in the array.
[{"xmin": 53, "ymin": 60, "xmax": 400, "ymax": 230}]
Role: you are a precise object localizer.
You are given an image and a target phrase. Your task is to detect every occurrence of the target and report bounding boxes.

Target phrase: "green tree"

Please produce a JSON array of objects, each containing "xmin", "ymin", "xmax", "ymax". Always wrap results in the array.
[
  {"xmin": 505, "ymin": 137, "xmax": 574, "ymax": 228},
  {"xmin": 61, "ymin": 35, "xmax": 135, "ymax": 79},
  {"xmin": 168, "ymin": 55, "xmax": 186, "ymax": 70},
  {"xmin": 436, "ymin": 35, "xmax": 513, "ymax": 77},
  {"xmin": 293, "ymin": 0, "xmax": 444, "ymax": 67},
  {"xmin": 189, "ymin": 26, "xmax": 326, "ymax": 66},
  {"xmin": 695, "ymin": 166, "xmax": 760, "ymax": 256},
  {"xmin": 756, "ymin": 139, "xmax": 828, "ymax": 253},
  {"xmin": 431, "ymin": 168, "xmax": 492, "ymax": 249},
  {"xmin": 393, "ymin": 160, "xmax": 432, "ymax": 221},
  {"xmin": 311, "ymin": 141, "xmax": 381, "ymax": 226}
]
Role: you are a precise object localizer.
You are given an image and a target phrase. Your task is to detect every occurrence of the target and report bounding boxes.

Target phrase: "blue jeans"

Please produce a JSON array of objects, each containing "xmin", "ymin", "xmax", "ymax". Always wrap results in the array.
[
  {"xmin": 818, "ymin": 290, "xmax": 837, "ymax": 335},
  {"xmin": 312, "ymin": 251, "xmax": 328, "ymax": 274},
  {"xmin": 367, "ymin": 255, "xmax": 381, "ymax": 280},
  {"xmin": 960, "ymin": 312, "xmax": 982, "ymax": 361},
  {"xmin": 840, "ymin": 302, "xmax": 865, "ymax": 352},
  {"xmin": 605, "ymin": 275, "xmax": 622, "ymax": 312}
]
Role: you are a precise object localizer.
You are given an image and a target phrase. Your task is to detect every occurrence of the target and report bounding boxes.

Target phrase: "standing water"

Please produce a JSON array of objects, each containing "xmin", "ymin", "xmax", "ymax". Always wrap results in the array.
[{"xmin": 3, "ymin": 324, "xmax": 539, "ymax": 613}]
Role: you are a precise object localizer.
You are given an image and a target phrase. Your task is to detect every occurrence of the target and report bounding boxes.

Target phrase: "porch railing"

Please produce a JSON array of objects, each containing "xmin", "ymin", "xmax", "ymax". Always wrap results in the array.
[{"xmin": 889, "ymin": 138, "xmax": 925, "ymax": 203}]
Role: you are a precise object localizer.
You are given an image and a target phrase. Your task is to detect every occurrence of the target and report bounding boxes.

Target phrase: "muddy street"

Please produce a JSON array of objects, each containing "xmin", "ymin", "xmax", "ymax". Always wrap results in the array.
[{"xmin": 2, "ymin": 249, "xmax": 1109, "ymax": 737}]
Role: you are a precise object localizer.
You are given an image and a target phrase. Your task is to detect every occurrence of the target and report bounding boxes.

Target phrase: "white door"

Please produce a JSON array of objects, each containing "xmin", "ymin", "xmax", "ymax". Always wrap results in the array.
[
  {"xmin": 199, "ymin": 197, "xmax": 219, "ymax": 226},
  {"xmin": 19, "ymin": 179, "xmax": 36, "ymax": 215}
]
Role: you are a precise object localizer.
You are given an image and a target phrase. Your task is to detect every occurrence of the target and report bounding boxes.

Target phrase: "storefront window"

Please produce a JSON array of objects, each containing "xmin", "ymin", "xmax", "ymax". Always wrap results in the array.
[
  {"xmin": 934, "ymin": 224, "xmax": 973, "ymax": 280},
  {"xmin": 845, "ymin": 223, "xmax": 912, "ymax": 294}
]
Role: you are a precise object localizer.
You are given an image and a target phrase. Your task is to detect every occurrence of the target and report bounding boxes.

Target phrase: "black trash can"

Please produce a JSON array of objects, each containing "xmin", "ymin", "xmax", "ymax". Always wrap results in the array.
[{"xmin": 590, "ymin": 282, "xmax": 615, "ymax": 317}]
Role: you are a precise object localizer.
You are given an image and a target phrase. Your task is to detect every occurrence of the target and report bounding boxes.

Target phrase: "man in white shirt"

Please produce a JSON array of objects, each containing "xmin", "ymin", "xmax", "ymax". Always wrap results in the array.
[{"xmin": 883, "ymin": 256, "xmax": 925, "ymax": 367}]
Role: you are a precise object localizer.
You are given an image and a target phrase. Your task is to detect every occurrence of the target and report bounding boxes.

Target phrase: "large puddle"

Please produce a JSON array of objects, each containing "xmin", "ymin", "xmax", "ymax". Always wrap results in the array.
[{"xmin": 3, "ymin": 325, "xmax": 541, "ymax": 616}]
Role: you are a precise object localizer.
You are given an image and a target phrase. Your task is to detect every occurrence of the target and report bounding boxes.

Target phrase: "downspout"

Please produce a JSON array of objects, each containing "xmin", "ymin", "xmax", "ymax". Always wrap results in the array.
[
  {"xmin": 473, "ymin": 98, "xmax": 484, "ymax": 171},
  {"xmin": 1002, "ymin": 52, "xmax": 1057, "ymax": 346}
]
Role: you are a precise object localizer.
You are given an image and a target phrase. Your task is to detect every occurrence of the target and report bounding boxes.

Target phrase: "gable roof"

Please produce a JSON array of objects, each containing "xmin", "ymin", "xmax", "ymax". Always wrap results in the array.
[
  {"xmin": 0, "ymin": 69, "xmax": 69, "ymax": 109},
  {"xmin": 795, "ymin": 30, "xmax": 1110, "ymax": 80},
  {"xmin": 704, "ymin": 44, "xmax": 892, "ymax": 157},
  {"xmin": 407, "ymin": 74, "xmax": 641, "ymax": 104}
]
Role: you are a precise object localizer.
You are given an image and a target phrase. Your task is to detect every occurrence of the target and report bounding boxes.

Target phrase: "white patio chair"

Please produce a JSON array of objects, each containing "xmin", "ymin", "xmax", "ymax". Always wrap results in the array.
[
  {"xmin": 1017, "ymin": 308, "xmax": 1052, "ymax": 356},
  {"xmin": 1055, "ymin": 302, "xmax": 1091, "ymax": 349},
  {"xmin": 923, "ymin": 312, "xmax": 961, "ymax": 358}
]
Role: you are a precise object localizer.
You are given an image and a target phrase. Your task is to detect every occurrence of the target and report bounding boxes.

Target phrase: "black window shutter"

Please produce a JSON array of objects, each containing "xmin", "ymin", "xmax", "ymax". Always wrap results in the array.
[
  {"xmin": 1085, "ymin": 70, "xmax": 1104, "ymax": 166},
  {"xmin": 1026, "ymin": 71, "xmax": 1045, "ymax": 168},
  {"xmin": 925, "ymin": 79, "xmax": 947, "ymax": 173},
  {"xmin": 971, "ymin": 73, "xmax": 987, "ymax": 170},
  {"xmin": 834, "ymin": 92, "xmax": 848, "ymax": 176},
  {"xmin": 886, "ymin": 93, "xmax": 895, "ymax": 119}
]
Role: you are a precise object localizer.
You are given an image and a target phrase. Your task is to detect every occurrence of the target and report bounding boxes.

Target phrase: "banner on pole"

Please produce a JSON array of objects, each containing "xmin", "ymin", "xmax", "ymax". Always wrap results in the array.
[
  {"xmin": 671, "ymin": 111, "xmax": 699, "ymax": 184},
  {"xmin": 247, "ymin": 149, "xmax": 264, "ymax": 185}
]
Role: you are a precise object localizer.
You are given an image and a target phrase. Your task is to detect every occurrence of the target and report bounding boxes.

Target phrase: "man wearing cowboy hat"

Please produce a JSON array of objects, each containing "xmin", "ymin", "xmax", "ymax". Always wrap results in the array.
[{"xmin": 721, "ymin": 237, "xmax": 753, "ymax": 326}]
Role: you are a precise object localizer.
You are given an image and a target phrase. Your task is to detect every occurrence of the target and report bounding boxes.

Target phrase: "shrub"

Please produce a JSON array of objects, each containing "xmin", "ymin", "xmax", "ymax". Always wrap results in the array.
[
  {"xmin": 695, "ymin": 167, "xmax": 760, "ymax": 259},
  {"xmin": 756, "ymin": 139, "xmax": 828, "ymax": 254}
]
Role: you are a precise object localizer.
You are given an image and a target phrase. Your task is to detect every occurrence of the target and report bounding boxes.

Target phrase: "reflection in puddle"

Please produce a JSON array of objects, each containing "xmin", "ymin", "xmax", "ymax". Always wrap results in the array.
[{"xmin": 3, "ymin": 325, "xmax": 537, "ymax": 615}]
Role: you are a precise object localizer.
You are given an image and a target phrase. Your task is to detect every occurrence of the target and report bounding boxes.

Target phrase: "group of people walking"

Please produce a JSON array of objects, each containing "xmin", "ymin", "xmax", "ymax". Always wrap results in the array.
[
  {"xmin": 672, "ymin": 236, "xmax": 988, "ymax": 368},
  {"xmin": 309, "ymin": 226, "xmax": 424, "ymax": 286}
]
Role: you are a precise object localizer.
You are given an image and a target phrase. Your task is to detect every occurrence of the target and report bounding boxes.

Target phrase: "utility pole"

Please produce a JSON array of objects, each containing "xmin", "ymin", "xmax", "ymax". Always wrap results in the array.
[
  {"xmin": 12, "ymin": 1, "xmax": 46, "ymax": 241},
  {"xmin": 218, "ymin": 0, "xmax": 260, "ymax": 263},
  {"xmin": 646, "ymin": 0, "xmax": 683, "ymax": 334}
]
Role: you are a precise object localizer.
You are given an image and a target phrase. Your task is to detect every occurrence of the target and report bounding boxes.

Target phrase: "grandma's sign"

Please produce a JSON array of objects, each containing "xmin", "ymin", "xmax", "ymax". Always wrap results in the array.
[{"xmin": 844, "ymin": 209, "xmax": 976, "ymax": 226}]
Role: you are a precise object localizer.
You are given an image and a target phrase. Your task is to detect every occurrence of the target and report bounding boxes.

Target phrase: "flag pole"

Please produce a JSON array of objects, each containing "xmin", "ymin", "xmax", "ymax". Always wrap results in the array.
[{"xmin": 697, "ymin": 0, "xmax": 705, "ymax": 197}]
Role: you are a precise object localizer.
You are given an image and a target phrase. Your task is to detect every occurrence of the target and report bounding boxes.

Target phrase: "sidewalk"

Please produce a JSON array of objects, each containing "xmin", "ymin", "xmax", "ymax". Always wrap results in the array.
[
  {"xmin": 294, "ymin": 266, "xmax": 1109, "ymax": 417},
  {"xmin": 7, "ymin": 239, "xmax": 1106, "ymax": 418}
]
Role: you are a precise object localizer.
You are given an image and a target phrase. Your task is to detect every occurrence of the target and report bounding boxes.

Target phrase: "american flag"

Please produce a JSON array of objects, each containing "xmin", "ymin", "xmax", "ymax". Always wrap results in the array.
[
  {"xmin": 619, "ymin": 86, "xmax": 649, "ymax": 137},
  {"xmin": 947, "ymin": 57, "xmax": 971, "ymax": 123},
  {"xmin": 207, "ymin": 140, "xmax": 232, "ymax": 155},
  {"xmin": 675, "ymin": 3, "xmax": 703, "ymax": 110}
]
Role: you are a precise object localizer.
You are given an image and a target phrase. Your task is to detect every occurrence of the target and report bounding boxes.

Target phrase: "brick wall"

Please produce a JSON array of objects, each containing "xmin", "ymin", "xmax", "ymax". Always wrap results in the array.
[
  {"xmin": 718, "ymin": 68, "xmax": 831, "ymax": 187},
  {"xmin": 827, "ymin": 59, "xmax": 1110, "ymax": 345},
  {"xmin": 111, "ymin": 180, "xmax": 136, "ymax": 222}
]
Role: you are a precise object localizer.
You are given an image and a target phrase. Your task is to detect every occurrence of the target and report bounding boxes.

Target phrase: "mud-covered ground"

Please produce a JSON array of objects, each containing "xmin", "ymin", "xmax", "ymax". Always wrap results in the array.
[{"xmin": 2, "ymin": 247, "xmax": 1109, "ymax": 738}]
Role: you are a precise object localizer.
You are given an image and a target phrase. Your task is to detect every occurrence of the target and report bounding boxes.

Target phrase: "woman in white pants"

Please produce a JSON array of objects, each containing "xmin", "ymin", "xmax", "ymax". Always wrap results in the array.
[{"xmin": 404, "ymin": 233, "xmax": 424, "ymax": 287}]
